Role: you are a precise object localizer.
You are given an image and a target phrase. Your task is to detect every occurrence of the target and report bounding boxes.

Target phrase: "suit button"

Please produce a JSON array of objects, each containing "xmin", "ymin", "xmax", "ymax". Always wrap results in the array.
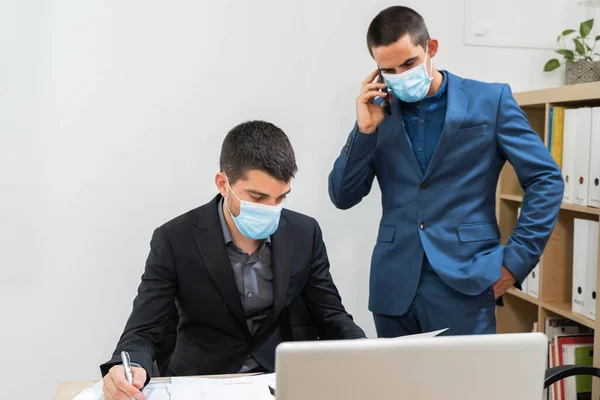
[
  {"xmin": 420, "ymin": 182, "xmax": 428, "ymax": 189},
  {"xmin": 419, "ymin": 222, "xmax": 427, "ymax": 230}
]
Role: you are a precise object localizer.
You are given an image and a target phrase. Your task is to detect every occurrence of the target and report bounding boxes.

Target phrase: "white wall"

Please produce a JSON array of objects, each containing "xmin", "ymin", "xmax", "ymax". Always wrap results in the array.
[{"xmin": 1, "ymin": 1, "xmax": 594, "ymax": 398}]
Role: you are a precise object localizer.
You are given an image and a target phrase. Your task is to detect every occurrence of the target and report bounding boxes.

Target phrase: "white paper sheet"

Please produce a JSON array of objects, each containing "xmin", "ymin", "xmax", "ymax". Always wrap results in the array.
[
  {"xmin": 171, "ymin": 375, "xmax": 272, "ymax": 400},
  {"xmin": 246, "ymin": 373, "xmax": 276, "ymax": 392},
  {"xmin": 72, "ymin": 379, "xmax": 171, "ymax": 400},
  {"xmin": 388, "ymin": 328, "xmax": 449, "ymax": 340}
]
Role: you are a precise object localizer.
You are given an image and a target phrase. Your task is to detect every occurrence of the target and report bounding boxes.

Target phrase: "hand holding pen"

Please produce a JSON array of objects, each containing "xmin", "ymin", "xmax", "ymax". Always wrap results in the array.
[{"xmin": 101, "ymin": 351, "xmax": 147, "ymax": 400}]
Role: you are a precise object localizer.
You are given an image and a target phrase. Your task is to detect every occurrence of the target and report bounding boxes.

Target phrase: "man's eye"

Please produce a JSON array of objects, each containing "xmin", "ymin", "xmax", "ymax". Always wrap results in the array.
[{"xmin": 250, "ymin": 195, "xmax": 263, "ymax": 201}]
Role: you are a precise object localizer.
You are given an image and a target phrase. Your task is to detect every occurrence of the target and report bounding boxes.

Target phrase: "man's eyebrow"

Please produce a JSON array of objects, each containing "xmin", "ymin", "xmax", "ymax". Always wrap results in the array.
[
  {"xmin": 246, "ymin": 189, "xmax": 270, "ymax": 197},
  {"xmin": 380, "ymin": 57, "xmax": 418, "ymax": 72},
  {"xmin": 245, "ymin": 188, "xmax": 291, "ymax": 198},
  {"xmin": 399, "ymin": 56, "xmax": 418, "ymax": 67}
]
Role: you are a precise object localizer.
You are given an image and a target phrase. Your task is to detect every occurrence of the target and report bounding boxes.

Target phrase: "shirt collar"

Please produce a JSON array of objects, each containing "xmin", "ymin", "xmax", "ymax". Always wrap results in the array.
[
  {"xmin": 217, "ymin": 197, "xmax": 271, "ymax": 245},
  {"xmin": 424, "ymin": 70, "xmax": 447, "ymax": 102}
]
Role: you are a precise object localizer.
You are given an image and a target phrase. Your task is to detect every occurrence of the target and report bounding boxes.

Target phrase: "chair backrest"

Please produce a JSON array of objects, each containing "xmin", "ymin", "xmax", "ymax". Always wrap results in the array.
[{"xmin": 544, "ymin": 365, "xmax": 600, "ymax": 389}]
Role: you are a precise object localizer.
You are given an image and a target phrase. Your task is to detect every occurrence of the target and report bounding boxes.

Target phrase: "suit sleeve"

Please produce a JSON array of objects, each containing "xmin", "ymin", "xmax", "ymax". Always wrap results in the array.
[
  {"xmin": 99, "ymin": 227, "xmax": 178, "ymax": 384},
  {"xmin": 300, "ymin": 219, "xmax": 367, "ymax": 339},
  {"xmin": 496, "ymin": 84, "xmax": 565, "ymax": 285},
  {"xmin": 328, "ymin": 123, "xmax": 378, "ymax": 210}
]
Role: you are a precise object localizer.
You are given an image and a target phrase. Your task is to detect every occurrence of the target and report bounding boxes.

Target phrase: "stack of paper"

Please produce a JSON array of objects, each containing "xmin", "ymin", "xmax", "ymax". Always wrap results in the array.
[
  {"xmin": 72, "ymin": 379, "xmax": 171, "ymax": 400},
  {"xmin": 171, "ymin": 375, "xmax": 274, "ymax": 400}
]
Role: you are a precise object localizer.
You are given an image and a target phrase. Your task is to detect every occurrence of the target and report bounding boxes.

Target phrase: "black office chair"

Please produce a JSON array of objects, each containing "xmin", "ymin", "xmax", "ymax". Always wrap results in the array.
[{"xmin": 544, "ymin": 365, "xmax": 600, "ymax": 390}]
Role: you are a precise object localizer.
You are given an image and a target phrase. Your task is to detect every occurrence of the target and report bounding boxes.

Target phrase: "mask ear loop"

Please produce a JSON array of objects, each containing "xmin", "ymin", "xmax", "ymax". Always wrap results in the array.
[
  {"xmin": 223, "ymin": 175, "xmax": 240, "ymax": 218},
  {"xmin": 224, "ymin": 175, "xmax": 242, "ymax": 202},
  {"xmin": 425, "ymin": 41, "xmax": 433, "ymax": 80}
]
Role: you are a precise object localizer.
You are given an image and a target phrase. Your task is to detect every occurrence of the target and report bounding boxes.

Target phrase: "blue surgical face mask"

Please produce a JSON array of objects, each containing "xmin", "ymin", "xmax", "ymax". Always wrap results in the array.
[
  {"xmin": 224, "ymin": 178, "xmax": 284, "ymax": 240},
  {"xmin": 381, "ymin": 44, "xmax": 433, "ymax": 103}
]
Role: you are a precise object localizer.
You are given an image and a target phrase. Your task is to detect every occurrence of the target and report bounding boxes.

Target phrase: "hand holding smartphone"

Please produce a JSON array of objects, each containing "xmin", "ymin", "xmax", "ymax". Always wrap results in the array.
[
  {"xmin": 355, "ymin": 69, "xmax": 390, "ymax": 134},
  {"xmin": 377, "ymin": 68, "xmax": 392, "ymax": 116}
]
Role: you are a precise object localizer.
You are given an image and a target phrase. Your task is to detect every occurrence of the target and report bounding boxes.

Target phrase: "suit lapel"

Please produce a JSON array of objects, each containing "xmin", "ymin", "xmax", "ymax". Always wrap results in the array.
[
  {"xmin": 423, "ymin": 74, "xmax": 467, "ymax": 180},
  {"xmin": 191, "ymin": 196, "xmax": 248, "ymax": 332},
  {"xmin": 253, "ymin": 215, "xmax": 293, "ymax": 338},
  {"xmin": 388, "ymin": 101, "xmax": 424, "ymax": 179}
]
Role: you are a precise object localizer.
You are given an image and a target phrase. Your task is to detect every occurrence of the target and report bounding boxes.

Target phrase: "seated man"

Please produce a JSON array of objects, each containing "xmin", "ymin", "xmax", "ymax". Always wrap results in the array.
[{"xmin": 100, "ymin": 120, "xmax": 366, "ymax": 400}]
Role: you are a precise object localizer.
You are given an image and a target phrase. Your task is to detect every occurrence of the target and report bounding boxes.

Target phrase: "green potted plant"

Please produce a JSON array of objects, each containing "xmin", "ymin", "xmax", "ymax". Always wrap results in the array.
[{"xmin": 544, "ymin": 18, "xmax": 600, "ymax": 85}]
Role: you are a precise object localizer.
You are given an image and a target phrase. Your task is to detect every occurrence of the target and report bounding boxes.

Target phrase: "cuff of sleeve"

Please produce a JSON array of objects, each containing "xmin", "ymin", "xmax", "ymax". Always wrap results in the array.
[
  {"xmin": 100, "ymin": 354, "xmax": 152, "ymax": 388},
  {"xmin": 355, "ymin": 124, "xmax": 379, "ymax": 144},
  {"xmin": 502, "ymin": 246, "xmax": 535, "ymax": 286},
  {"xmin": 346, "ymin": 123, "xmax": 379, "ymax": 160}
]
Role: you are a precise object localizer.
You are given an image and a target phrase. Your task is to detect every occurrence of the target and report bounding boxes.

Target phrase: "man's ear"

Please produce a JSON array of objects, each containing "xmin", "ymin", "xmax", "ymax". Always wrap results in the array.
[
  {"xmin": 215, "ymin": 172, "xmax": 228, "ymax": 197},
  {"xmin": 427, "ymin": 38, "xmax": 439, "ymax": 58}
]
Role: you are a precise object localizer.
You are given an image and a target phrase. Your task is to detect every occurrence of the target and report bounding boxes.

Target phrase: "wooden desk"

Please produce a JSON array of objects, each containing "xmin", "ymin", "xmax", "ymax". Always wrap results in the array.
[
  {"xmin": 54, "ymin": 374, "xmax": 252, "ymax": 400},
  {"xmin": 54, "ymin": 381, "xmax": 97, "ymax": 400}
]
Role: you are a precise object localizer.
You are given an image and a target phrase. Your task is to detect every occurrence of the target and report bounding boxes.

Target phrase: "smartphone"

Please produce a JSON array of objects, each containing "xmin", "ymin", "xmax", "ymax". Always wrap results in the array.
[{"xmin": 377, "ymin": 68, "xmax": 392, "ymax": 116}]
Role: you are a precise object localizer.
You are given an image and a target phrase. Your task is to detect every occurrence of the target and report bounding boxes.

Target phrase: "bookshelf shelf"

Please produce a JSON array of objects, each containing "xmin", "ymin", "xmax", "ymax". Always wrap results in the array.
[
  {"xmin": 499, "ymin": 193, "xmax": 600, "ymax": 216},
  {"xmin": 505, "ymin": 289, "xmax": 596, "ymax": 329},
  {"xmin": 506, "ymin": 288, "xmax": 539, "ymax": 305},
  {"xmin": 513, "ymin": 81, "xmax": 600, "ymax": 106},
  {"xmin": 498, "ymin": 81, "xmax": 600, "ymax": 399},
  {"xmin": 541, "ymin": 301, "xmax": 595, "ymax": 330}
]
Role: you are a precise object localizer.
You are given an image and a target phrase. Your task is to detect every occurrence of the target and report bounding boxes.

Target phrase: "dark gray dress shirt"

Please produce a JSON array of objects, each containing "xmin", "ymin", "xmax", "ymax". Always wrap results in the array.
[{"xmin": 217, "ymin": 198, "xmax": 274, "ymax": 371}]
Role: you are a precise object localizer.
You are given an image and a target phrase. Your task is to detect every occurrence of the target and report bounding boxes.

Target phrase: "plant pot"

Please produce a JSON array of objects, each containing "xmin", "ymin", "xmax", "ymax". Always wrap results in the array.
[{"xmin": 566, "ymin": 60, "xmax": 600, "ymax": 85}]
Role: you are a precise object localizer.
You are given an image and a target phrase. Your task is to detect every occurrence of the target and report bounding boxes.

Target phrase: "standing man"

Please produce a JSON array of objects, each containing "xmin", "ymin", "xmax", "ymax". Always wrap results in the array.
[{"xmin": 328, "ymin": 6, "xmax": 564, "ymax": 337}]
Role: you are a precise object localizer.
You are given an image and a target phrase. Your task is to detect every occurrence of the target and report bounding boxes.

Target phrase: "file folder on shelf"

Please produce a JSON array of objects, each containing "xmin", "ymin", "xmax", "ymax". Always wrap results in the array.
[
  {"xmin": 585, "ymin": 220, "xmax": 598, "ymax": 321},
  {"xmin": 573, "ymin": 218, "xmax": 589, "ymax": 317},
  {"xmin": 574, "ymin": 107, "xmax": 592, "ymax": 206},
  {"xmin": 588, "ymin": 107, "xmax": 600, "ymax": 208},
  {"xmin": 562, "ymin": 109, "xmax": 577, "ymax": 204}
]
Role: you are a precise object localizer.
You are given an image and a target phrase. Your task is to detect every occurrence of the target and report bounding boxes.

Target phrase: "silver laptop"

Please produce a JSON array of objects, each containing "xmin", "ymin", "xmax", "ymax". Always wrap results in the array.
[{"xmin": 275, "ymin": 332, "xmax": 547, "ymax": 400}]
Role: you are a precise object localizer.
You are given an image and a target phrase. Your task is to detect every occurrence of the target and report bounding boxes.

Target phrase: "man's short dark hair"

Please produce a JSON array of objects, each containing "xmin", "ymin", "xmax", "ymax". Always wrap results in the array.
[
  {"xmin": 219, "ymin": 120, "xmax": 298, "ymax": 184},
  {"xmin": 366, "ymin": 6, "xmax": 430, "ymax": 55}
]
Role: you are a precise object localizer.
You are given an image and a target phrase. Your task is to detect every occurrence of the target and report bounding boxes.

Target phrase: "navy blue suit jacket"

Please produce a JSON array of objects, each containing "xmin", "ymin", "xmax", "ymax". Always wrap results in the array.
[{"xmin": 329, "ymin": 72, "xmax": 564, "ymax": 315}]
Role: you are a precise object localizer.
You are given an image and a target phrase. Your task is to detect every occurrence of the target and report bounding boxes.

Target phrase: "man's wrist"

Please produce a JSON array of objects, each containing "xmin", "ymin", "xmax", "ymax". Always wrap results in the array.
[{"xmin": 501, "ymin": 265, "xmax": 517, "ymax": 284}]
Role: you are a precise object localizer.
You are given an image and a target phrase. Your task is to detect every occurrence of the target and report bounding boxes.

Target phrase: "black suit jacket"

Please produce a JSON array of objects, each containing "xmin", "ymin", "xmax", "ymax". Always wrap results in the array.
[{"xmin": 100, "ymin": 194, "xmax": 365, "ymax": 380}]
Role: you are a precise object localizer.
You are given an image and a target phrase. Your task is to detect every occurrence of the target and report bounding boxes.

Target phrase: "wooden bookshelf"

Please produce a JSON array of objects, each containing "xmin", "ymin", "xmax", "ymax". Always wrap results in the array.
[
  {"xmin": 496, "ymin": 81, "xmax": 600, "ymax": 398},
  {"xmin": 506, "ymin": 288, "xmax": 596, "ymax": 329}
]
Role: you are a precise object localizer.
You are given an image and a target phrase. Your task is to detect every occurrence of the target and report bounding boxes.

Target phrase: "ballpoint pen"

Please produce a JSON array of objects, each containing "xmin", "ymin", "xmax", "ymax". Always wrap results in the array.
[{"xmin": 121, "ymin": 351, "xmax": 134, "ymax": 387}]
